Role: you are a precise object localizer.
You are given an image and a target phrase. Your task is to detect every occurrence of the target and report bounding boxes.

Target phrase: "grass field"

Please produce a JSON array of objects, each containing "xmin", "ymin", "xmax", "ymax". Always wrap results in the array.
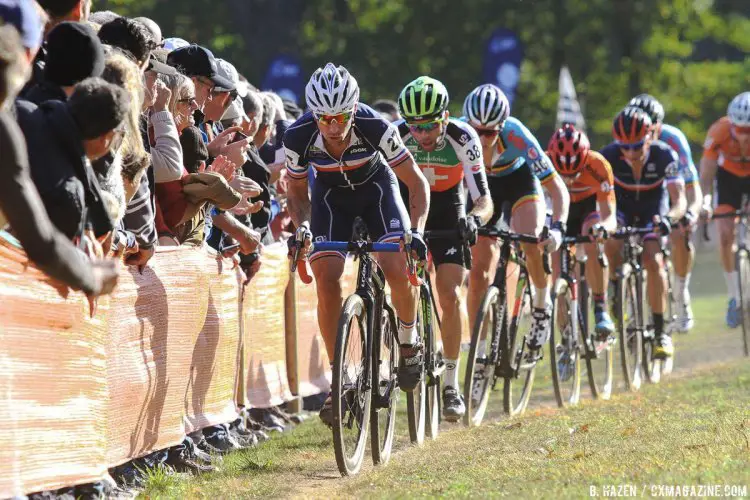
[{"xmin": 140, "ymin": 250, "xmax": 750, "ymax": 499}]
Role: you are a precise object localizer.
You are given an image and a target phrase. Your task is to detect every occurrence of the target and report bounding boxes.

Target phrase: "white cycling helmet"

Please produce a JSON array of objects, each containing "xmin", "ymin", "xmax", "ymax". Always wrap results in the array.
[
  {"xmin": 728, "ymin": 91, "xmax": 750, "ymax": 127},
  {"xmin": 305, "ymin": 62, "xmax": 359, "ymax": 115},
  {"xmin": 463, "ymin": 83, "xmax": 510, "ymax": 128}
]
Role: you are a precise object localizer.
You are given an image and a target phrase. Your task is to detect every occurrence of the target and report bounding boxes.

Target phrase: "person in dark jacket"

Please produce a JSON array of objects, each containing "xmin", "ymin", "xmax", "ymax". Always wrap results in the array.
[
  {"xmin": 0, "ymin": 22, "xmax": 118, "ymax": 298},
  {"xmin": 24, "ymin": 21, "xmax": 104, "ymax": 105},
  {"xmin": 17, "ymin": 77, "xmax": 129, "ymax": 240}
]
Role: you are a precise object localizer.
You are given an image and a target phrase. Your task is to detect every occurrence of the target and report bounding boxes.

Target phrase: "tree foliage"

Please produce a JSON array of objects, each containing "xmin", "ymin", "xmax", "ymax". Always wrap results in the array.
[{"xmin": 96, "ymin": 0, "xmax": 748, "ymax": 149}]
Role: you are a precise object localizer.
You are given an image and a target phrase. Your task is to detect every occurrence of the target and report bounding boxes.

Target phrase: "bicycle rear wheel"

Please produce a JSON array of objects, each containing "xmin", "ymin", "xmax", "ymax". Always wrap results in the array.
[
  {"xmin": 463, "ymin": 285, "xmax": 504, "ymax": 427},
  {"xmin": 737, "ymin": 249, "xmax": 750, "ymax": 357},
  {"xmin": 406, "ymin": 302, "xmax": 426, "ymax": 446},
  {"xmin": 549, "ymin": 281, "xmax": 582, "ymax": 408},
  {"xmin": 502, "ymin": 272, "xmax": 536, "ymax": 416},
  {"xmin": 332, "ymin": 294, "xmax": 372, "ymax": 476},
  {"xmin": 370, "ymin": 299, "xmax": 398, "ymax": 466},
  {"xmin": 580, "ymin": 278, "xmax": 614, "ymax": 400},
  {"xmin": 616, "ymin": 270, "xmax": 643, "ymax": 392}
]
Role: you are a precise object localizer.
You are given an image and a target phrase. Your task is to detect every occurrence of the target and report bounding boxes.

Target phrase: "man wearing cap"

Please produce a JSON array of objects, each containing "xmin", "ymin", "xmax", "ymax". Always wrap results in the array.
[
  {"xmin": 24, "ymin": 21, "xmax": 104, "ymax": 104},
  {"xmin": 167, "ymin": 44, "xmax": 234, "ymax": 113}
]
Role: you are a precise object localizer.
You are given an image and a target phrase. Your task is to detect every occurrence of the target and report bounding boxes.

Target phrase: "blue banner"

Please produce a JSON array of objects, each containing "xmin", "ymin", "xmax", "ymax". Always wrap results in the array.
[
  {"xmin": 261, "ymin": 54, "xmax": 304, "ymax": 105},
  {"xmin": 482, "ymin": 28, "xmax": 524, "ymax": 109}
]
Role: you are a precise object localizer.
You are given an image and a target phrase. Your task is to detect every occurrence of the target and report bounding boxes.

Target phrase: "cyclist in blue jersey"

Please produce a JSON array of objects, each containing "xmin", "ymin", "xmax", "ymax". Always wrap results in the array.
[
  {"xmin": 602, "ymin": 107, "xmax": 687, "ymax": 359},
  {"xmin": 283, "ymin": 64, "xmax": 431, "ymax": 425},
  {"xmin": 462, "ymin": 84, "xmax": 570, "ymax": 358},
  {"xmin": 628, "ymin": 94, "xmax": 702, "ymax": 333}
]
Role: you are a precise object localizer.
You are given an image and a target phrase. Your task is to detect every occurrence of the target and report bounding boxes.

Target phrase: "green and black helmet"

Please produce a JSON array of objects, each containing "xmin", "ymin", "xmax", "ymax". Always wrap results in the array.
[{"xmin": 398, "ymin": 76, "xmax": 449, "ymax": 122}]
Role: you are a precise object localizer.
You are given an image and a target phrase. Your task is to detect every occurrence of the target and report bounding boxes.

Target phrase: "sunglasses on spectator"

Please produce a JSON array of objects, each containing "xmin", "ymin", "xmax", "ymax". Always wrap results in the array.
[
  {"xmin": 315, "ymin": 111, "xmax": 353, "ymax": 125},
  {"xmin": 178, "ymin": 96, "xmax": 198, "ymax": 106},
  {"xmin": 617, "ymin": 139, "xmax": 647, "ymax": 150},
  {"xmin": 408, "ymin": 119, "xmax": 443, "ymax": 133}
]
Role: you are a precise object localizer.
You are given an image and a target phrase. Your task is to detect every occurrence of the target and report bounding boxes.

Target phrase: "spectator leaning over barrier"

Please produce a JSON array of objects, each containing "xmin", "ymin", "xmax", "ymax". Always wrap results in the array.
[
  {"xmin": 0, "ymin": 10, "xmax": 119, "ymax": 299},
  {"xmin": 97, "ymin": 48, "xmax": 149, "ymax": 235},
  {"xmin": 24, "ymin": 21, "xmax": 103, "ymax": 105},
  {"xmin": 98, "ymin": 16, "xmax": 161, "ymax": 267},
  {"xmin": 17, "ymin": 76, "xmax": 129, "ymax": 259},
  {"xmin": 237, "ymin": 90, "xmax": 275, "ymax": 245}
]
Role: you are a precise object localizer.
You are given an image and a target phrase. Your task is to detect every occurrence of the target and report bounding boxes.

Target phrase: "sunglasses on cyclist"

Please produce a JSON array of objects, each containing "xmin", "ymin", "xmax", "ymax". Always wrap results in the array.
[
  {"xmin": 408, "ymin": 119, "xmax": 443, "ymax": 133},
  {"xmin": 475, "ymin": 128, "xmax": 500, "ymax": 138},
  {"xmin": 617, "ymin": 139, "xmax": 647, "ymax": 151},
  {"xmin": 315, "ymin": 111, "xmax": 353, "ymax": 125}
]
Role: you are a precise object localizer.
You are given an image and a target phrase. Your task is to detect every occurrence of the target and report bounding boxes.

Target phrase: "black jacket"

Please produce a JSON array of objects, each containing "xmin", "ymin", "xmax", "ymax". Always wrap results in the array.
[
  {"xmin": 23, "ymin": 80, "xmax": 68, "ymax": 106},
  {"xmin": 0, "ymin": 110, "xmax": 99, "ymax": 294},
  {"xmin": 15, "ymin": 99, "xmax": 113, "ymax": 239}
]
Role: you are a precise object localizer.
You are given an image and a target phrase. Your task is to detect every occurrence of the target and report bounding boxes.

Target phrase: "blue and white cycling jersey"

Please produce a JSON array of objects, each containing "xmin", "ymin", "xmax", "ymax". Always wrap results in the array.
[
  {"xmin": 659, "ymin": 123, "xmax": 698, "ymax": 185},
  {"xmin": 486, "ymin": 117, "xmax": 557, "ymax": 184}
]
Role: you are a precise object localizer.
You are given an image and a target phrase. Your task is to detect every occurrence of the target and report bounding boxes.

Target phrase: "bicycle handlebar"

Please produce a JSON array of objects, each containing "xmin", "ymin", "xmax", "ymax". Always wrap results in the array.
[{"xmin": 477, "ymin": 227, "xmax": 547, "ymax": 243}]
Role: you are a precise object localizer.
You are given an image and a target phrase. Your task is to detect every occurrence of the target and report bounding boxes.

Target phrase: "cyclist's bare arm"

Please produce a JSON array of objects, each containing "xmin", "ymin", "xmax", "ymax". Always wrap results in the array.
[
  {"xmin": 667, "ymin": 181, "xmax": 687, "ymax": 220},
  {"xmin": 393, "ymin": 156, "xmax": 430, "ymax": 232},
  {"xmin": 468, "ymin": 194, "xmax": 493, "ymax": 225},
  {"xmin": 543, "ymin": 173, "xmax": 571, "ymax": 223},
  {"xmin": 599, "ymin": 196, "xmax": 617, "ymax": 233},
  {"xmin": 287, "ymin": 176, "xmax": 312, "ymax": 228},
  {"xmin": 699, "ymin": 157, "xmax": 719, "ymax": 200}
]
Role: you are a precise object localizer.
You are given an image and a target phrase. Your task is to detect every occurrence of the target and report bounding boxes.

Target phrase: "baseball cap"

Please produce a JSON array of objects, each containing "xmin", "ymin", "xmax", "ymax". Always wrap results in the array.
[
  {"xmin": 163, "ymin": 37, "xmax": 189, "ymax": 51},
  {"xmin": 146, "ymin": 47, "xmax": 177, "ymax": 75},
  {"xmin": 167, "ymin": 44, "xmax": 234, "ymax": 90},
  {"xmin": 221, "ymin": 95, "xmax": 249, "ymax": 122},
  {"xmin": 215, "ymin": 58, "xmax": 246, "ymax": 96},
  {"xmin": 0, "ymin": 0, "xmax": 43, "ymax": 50}
]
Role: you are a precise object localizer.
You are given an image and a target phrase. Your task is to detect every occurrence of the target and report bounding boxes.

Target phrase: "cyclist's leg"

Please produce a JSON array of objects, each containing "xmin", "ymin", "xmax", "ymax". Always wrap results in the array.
[
  {"xmin": 716, "ymin": 167, "xmax": 742, "ymax": 326},
  {"xmin": 467, "ymin": 178, "xmax": 505, "ymax": 334},
  {"xmin": 427, "ymin": 188, "xmax": 469, "ymax": 417},
  {"xmin": 508, "ymin": 172, "xmax": 547, "ymax": 350},
  {"xmin": 671, "ymin": 182, "xmax": 698, "ymax": 331},
  {"xmin": 309, "ymin": 183, "xmax": 355, "ymax": 424},
  {"xmin": 643, "ymin": 235, "xmax": 673, "ymax": 357},
  {"xmin": 365, "ymin": 167, "xmax": 421, "ymax": 389},
  {"xmin": 309, "ymin": 182, "xmax": 353, "ymax": 361},
  {"xmin": 579, "ymin": 208, "xmax": 614, "ymax": 335}
]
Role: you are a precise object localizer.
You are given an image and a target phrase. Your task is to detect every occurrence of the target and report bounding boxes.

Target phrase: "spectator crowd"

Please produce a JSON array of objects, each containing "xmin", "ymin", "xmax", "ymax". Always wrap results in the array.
[
  {"xmin": 1, "ymin": 0, "xmax": 306, "ymax": 494},
  {"xmin": 1, "ymin": 0, "xmax": 304, "ymax": 302}
]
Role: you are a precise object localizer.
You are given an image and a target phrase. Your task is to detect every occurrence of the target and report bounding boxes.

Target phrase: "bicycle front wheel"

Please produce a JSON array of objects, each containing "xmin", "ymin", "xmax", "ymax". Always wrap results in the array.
[
  {"xmin": 737, "ymin": 249, "xmax": 750, "ymax": 357},
  {"xmin": 406, "ymin": 301, "xmax": 426, "ymax": 446},
  {"xmin": 616, "ymin": 271, "xmax": 643, "ymax": 392},
  {"xmin": 332, "ymin": 294, "xmax": 372, "ymax": 476},
  {"xmin": 549, "ymin": 281, "xmax": 582, "ymax": 408},
  {"xmin": 463, "ymin": 285, "xmax": 504, "ymax": 427},
  {"xmin": 503, "ymin": 271, "xmax": 536, "ymax": 416},
  {"xmin": 425, "ymin": 288, "xmax": 442, "ymax": 440},
  {"xmin": 370, "ymin": 299, "xmax": 398, "ymax": 466}
]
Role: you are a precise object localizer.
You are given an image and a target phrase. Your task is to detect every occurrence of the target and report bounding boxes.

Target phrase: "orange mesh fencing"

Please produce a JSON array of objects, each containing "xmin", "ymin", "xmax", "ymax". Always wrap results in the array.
[
  {"xmin": 242, "ymin": 243, "xmax": 293, "ymax": 408},
  {"xmin": 105, "ymin": 247, "xmax": 244, "ymax": 467},
  {"xmin": 0, "ymin": 240, "xmax": 110, "ymax": 497},
  {"xmin": 0, "ymin": 241, "xmax": 246, "ymax": 496}
]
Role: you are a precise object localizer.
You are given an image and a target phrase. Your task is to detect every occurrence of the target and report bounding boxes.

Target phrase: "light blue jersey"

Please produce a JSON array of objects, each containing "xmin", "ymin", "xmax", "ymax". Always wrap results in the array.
[
  {"xmin": 487, "ymin": 117, "xmax": 556, "ymax": 183},
  {"xmin": 659, "ymin": 123, "xmax": 698, "ymax": 185}
]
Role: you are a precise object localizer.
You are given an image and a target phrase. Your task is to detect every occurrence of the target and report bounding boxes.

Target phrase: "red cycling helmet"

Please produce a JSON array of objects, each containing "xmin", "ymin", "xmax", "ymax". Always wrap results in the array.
[
  {"xmin": 612, "ymin": 106, "xmax": 653, "ymax": 144},
  {"xmin": 547, "ymin": 124, "xmax": 591, "ymax": 175}
]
